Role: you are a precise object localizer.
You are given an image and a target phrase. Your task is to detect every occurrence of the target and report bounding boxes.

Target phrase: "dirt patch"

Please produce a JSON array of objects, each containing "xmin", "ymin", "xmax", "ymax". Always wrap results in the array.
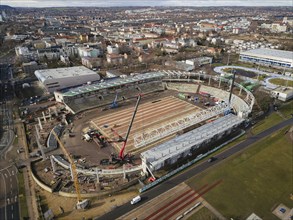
[{"xmin": 38, "ymin": 187, "xmax": 137, "ymax": 219}]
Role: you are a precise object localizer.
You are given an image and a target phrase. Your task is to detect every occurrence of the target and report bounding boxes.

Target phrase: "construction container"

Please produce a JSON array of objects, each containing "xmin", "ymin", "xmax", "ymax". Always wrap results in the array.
[{"xmin": 178, "ymin": 93, "xmax": 186, "ymax": 99}]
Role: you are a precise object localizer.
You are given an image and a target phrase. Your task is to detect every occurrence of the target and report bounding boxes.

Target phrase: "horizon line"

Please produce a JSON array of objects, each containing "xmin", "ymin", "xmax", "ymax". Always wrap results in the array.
[{"xmin": 3, "ymin": 5, "xmax": 292, "ymax": 8}]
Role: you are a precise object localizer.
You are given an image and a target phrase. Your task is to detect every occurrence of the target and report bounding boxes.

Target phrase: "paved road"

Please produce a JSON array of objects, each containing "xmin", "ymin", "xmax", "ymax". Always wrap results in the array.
[
  {"xmin": 97, "ymin": 117, "xmax": 293, "ymax": 220},
  {"xmin": 214, "ymin": 65, "xmax": 292, "ymax": 80},
  {"xmin": 213, "ymin": 65, "xmax": 293, "ymax": 90},
  {"xmin": 0, "ymin": 166, "xmax": 20, "ymax": 220},
  {"xmin": 0, "ymin": 101, "xmax": 15, "ymax": 155},
  {"xmin": 0, "ymin": 99, "xmax": 20, "ymax": 220}
]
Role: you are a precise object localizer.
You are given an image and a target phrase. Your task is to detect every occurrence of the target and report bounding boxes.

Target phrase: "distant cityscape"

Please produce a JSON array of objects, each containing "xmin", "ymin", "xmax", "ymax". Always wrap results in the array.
[{"xmin": 0, "ymin": 5, "xmax": 292, "ymax": 220}]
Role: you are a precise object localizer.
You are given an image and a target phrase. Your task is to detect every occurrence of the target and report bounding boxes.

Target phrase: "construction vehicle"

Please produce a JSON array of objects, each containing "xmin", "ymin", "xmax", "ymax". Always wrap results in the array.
[
  {"xmin": 119, "ymin": 94, "xmax": 141, "ymax": 160},
  {"xmin": 109, "ymin": 93, "xmax": 118, "ymax": 109},
  {"xmin": 52, "ymin": 131, "xmax": 89, "ymax": 210},
  {"xmin": 90, "ymin": 130, "xmax": 107, "ymax": 147},
  {"xmin": 111, "ymin": 94, "xmax": 141, "ymax": 162}
]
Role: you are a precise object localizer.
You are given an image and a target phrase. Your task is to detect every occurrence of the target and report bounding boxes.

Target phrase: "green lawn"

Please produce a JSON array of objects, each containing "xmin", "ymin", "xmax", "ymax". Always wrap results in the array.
[
  {"xmin": 269, "ymin": 78, "xmax": 293, "ymax": 87},
  {"xmin": 18, "ymin": 172, "xmax": 29, "ymax": 219},
  {"xmin": 211, "ymin": 63, "xmax": 226, "ymax": 67},
  {"xmin": 186, "ymin": 126, "xmax": 292, "ymax": 220},
  {"xmin": 279, "ymin": 101, "xmax": 293, "ymax": 119},
  {"xmin": 252, "ymin": 113, "xmax": 284, "ymax": 135},
  {"xmin": 187, "ymin": 207, "xmax": 219, "ymax": 220}
]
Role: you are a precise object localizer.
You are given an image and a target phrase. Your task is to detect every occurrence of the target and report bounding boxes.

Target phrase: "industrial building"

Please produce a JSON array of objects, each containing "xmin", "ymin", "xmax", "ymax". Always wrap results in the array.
[
  {"xmin": 35, "ymin": 66, "xmax": 100, "ymax": 93},
  {"xmin": 185, "ymin": 57, "xmax": 213, "ymax": 67},
  {"xmin": 271, "ymin": 87, "xmax": 293, "ymax": 101},
  {"xmin": 239, "ymin": 48, "xmax": 293, "ymax": 69},
  {"xmin": 141, "ymin": 114, "xmax": 244, "ymax": 173}
]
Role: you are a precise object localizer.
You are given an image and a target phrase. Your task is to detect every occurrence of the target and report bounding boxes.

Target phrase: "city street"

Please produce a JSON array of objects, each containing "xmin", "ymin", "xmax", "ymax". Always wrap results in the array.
[
  {"xmin": 0, "ymin": 95, "xmax": 20, "ymax": 220},
  {"xmin": 0, "ymin": 166, "xmax": 20, "ymax": 220}
]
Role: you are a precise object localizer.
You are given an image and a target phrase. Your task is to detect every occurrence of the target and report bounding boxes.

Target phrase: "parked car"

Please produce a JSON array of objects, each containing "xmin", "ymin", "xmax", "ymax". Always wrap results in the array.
[{"xmin": 208, "ymin": 157, "xmax": 216, "ymax": 163}]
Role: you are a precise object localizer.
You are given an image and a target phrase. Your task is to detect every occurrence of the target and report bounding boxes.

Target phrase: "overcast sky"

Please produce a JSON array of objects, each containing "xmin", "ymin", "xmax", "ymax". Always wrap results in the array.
[{"xmin": 2, "ymin": 0, "xmax": 292, "ymax": 7}]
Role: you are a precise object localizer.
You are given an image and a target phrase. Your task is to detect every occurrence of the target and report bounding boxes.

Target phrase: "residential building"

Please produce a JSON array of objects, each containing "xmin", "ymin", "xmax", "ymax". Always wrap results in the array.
[
  {"xmin": 22, "ymin": 61, "xmax": 47, "ymax": 74},
  {"xmin": 107, "ymin": 45, "xmax": 119, "ymax": 54},
  {"xmin": 106, "ymin": 53, "xmax": 126, "ymax": 64},
  {"xmin": 271, "ymin": 23, "xmax": 287, "ymax": 33},
  {"xmin": 81, "ymin": 57, "xmax": 102, "ymax": 69}
]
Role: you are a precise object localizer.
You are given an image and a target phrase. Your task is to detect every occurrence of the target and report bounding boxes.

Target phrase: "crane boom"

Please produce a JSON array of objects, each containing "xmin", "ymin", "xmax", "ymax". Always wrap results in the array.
[
  {"xmin": 52, "ymin": 130, "xmax": 82, "ymax": 202},
  {"xmin": 119, "ymin": 95, "xmax": 141, "ymax": 159}
]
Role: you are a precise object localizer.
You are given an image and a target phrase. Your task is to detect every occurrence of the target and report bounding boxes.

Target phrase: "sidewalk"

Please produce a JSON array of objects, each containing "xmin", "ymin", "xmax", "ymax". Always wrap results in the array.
[
  {"xmin": 201, "ymin": 199, "xmax": 226, "ymax": 220},
  {"xmin": 16, "ymin": 121, "xmax": 40, "ymax": 219}
]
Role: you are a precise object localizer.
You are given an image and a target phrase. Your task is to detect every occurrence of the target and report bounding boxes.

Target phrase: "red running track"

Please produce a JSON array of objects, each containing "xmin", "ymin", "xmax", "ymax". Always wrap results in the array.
[
  {"xmin": 144, "ymin": 184, "xmax": 209, "ymax": 220},
  {"xmin": 162, "ymin": 180, "xmax": 223, "ymax": 220}
]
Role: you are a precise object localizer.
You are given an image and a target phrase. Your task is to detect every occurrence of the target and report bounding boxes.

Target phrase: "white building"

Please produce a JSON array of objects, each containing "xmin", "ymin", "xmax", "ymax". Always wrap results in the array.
[
  {"xmin": 271, "ymin": 23, "xmax": 287, "ymax": 33},
  {"xmin": 141, "ymin": 114, "xmax": 244, "ymax": 172},
  {"xmin": 240, "ymin": 48, "xmax": 293, "ymax": 69},
  {"xmin": 78, "ymin": 47, "xmax": 102, "ymax": 58},
  {"xmin": 185, "ymin": 57, "xmax": 213, "ymax": 67},
  {"xmin": 271, "ymin": 87, "xmax": 293, "ymax": 101},
  {"xmin": 283, "ymin": 17, "xmax": 293, "ymax": 26},
  {"xmin": 15, "ymin": 47, "xmax": 30, "ymax": 56},
  {"xmin": 35, "ymin": 66, "xmax": 100, "ymax": 93},
  {"xmin": 107, "ymin": 45, "xmax": 119, "ymax": 54}
]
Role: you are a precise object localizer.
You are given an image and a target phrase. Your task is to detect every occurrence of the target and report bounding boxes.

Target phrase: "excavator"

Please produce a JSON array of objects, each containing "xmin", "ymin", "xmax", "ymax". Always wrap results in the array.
[{"xmin": 109, "ymin": 93, "xmax": 118, "ymax": 109}]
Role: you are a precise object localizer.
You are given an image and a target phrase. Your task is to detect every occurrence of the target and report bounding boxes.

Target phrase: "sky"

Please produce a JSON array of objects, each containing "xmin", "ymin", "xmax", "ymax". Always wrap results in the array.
[{"xmin": 2, "ymin": 0, "xmax": 292, "ymax": 7}]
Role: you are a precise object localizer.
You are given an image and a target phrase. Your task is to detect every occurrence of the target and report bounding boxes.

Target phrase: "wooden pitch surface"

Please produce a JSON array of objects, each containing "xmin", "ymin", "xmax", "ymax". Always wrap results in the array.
[{"xmin": 91, "ymin": 96, "xmax": 201, "ymax": 153}]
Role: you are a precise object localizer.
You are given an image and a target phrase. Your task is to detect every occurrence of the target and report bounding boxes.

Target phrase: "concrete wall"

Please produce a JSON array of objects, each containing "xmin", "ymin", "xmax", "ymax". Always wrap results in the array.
[{"xmin": 30, "ymin": 168, "xmax": 53, "ymax": 193}]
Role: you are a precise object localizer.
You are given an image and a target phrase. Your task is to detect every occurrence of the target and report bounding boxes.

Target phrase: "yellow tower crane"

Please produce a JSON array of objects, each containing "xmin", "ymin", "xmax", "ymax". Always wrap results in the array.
[{"xmin": 52, "ymin": 130, "xmax": 89, "ymax": 209}]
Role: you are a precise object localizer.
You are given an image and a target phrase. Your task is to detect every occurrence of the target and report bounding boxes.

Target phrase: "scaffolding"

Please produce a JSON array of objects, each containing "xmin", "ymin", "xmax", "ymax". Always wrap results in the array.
[{"xmin": 133, "ymin": 102, "xmax": 228, "ymax": 148}]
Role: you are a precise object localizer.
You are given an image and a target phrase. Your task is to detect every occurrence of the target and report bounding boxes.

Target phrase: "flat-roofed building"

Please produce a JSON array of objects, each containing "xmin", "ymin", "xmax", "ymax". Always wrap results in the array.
[
  {"xmin": 35, "ymin": 66, "xmax": 100, "ymax": 93},
  {"xmin": 185, "ymin": 56, "xmax": 213, "ymax": 67},
  {"xmin": 240, "ymin": 48, "xmax": 293, "ymax": 69},
  {"xmin": 141, "ymin": 114, "xmax": 244, "ymax": 173},
  {"xmin": 22, "ymin": 61, "xmax": 47, "ymax": 74},
  {"xmin": 271, "ymin": 87, "xmax": 293, "ymax": 101}
]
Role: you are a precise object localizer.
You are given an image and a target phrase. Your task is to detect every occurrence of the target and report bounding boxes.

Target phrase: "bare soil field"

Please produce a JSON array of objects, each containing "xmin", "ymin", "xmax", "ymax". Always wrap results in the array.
[{"xmin": 91, "ymin": 96, "xmax": 201, "ymax": 153}]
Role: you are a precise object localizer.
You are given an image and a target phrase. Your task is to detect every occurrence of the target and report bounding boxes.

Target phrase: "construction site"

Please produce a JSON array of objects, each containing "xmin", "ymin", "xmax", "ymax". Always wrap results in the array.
[{"xmin": 20, "ymin": 70, "xmax": 255, "ymax": 218}]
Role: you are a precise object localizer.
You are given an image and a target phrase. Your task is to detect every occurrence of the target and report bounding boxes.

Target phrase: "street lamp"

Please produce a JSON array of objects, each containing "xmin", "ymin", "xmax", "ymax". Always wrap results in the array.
[
  {"xmin": 228, "ymin": 69, "xmax": 236, "ymax": 107},
  {"xmin": 227, "ymin": 51, "xmax": 231, "ymax": 66}
]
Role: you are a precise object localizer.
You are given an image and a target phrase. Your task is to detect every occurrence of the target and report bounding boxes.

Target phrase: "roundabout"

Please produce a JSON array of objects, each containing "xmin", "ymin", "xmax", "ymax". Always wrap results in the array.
[{"xmin": 214, "ymin": 65, "xmax": 293, "ymax": 90}]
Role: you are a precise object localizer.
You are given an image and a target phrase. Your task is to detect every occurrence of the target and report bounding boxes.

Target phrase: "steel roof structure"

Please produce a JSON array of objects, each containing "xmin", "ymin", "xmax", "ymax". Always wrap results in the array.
[{"xmin": 61, "ymin": 72, "xmax": 165, "ymax": 97}]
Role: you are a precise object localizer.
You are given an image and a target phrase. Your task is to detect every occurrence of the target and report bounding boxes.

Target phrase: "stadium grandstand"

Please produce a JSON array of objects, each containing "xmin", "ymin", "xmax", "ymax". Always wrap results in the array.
[
  {"xmin": 54, "ymin": 72, "xmax": 165, "ymax": 113},
  {"xmin": 141, "ymin": 114, "xmax": 244, "ymax": 173}
]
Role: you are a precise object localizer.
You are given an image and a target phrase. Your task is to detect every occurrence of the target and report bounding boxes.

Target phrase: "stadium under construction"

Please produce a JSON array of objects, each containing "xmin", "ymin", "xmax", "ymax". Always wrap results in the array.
[{"xmin": 50, "ymin": 70, "xmax": 254, "ymax": 176}]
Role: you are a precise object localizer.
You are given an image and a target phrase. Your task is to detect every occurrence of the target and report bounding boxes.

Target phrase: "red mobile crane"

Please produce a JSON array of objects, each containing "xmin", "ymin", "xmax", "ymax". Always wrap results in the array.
[{"xmin": 117, "ymin": 94, "xmax": 142, "ymax": 160}]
